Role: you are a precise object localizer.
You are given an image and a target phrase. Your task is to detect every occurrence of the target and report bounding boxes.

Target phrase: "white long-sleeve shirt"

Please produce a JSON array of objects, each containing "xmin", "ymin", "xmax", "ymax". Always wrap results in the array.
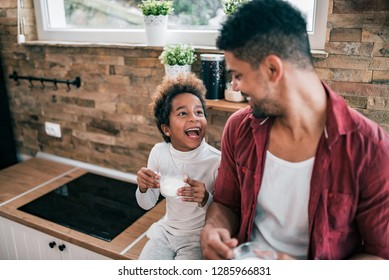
[{"xmin": 136, "ymin": 139, "xmax": 221, "ymax": 236}]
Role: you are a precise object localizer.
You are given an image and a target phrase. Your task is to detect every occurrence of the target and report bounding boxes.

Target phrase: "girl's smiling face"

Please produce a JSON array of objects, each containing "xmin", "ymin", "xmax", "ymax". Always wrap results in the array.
[{"xmin": 161, "ymin": 93, "xmax": 207, "ymax": 152}]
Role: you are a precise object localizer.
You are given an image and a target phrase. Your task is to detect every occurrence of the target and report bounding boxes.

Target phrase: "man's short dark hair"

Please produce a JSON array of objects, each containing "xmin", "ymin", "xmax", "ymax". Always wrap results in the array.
[{"xmin": 217, "ymin": 0, "xmax": 313, "ymax": 69}]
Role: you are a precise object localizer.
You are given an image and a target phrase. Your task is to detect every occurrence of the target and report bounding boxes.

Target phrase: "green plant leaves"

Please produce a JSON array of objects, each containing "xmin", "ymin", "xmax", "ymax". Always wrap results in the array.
[
  {"xmin": 138, "ymin": 0, "xmax": 174, "ymax": 16},
  {"xmin": 159, "ymin": 44, "xmax": 197, "ymax": 66},
  {"xmin": 223, "ymin": 0, "xmax": 251, "ymax": 15}
]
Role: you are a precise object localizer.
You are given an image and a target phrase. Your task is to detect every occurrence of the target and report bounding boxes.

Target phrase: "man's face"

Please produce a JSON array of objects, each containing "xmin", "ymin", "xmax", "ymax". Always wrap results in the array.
[{"xmin": 225, "ymin": 51, "xmax": 282, "ymax": 119}]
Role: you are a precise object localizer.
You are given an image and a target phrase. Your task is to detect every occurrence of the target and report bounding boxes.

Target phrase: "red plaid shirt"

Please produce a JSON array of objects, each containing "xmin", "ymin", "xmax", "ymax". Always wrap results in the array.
[{"xmin": 213, "ymin": 83, "xmax": 389, "ymax": 259}]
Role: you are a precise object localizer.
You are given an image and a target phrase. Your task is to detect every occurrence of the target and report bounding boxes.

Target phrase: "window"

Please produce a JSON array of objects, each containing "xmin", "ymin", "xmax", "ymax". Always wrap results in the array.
[
  {"xmin": 284, "ymin": 0, "xmax": 329, "ymax": 50},
  {"xmin": 33, "ymin": 0, "xmax": 328, "ymax": 49}
]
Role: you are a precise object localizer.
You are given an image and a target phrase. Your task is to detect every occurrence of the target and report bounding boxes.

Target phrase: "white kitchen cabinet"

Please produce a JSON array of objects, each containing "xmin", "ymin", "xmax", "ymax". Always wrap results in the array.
[
  {"xmin": 0, "ymin": 216, "xmax": 110, "ymax": 260},
  {"xmin": 0, "ymin": 216, "xmax": 18, "ymax": 259}
]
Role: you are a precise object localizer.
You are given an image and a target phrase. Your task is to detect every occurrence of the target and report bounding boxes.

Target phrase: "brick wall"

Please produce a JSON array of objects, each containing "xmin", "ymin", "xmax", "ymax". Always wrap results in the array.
[
  {"xmin": 0, "ymin": 0, "xmax": 388, "ymax": 173},
  {"xmin": 316, "ymin": 0, "xmax": 389, "ymax": 129}
]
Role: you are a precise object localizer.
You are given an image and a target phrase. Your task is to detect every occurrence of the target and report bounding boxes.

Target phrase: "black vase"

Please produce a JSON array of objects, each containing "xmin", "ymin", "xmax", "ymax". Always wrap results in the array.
[{"xmin": 200, "ymin": 54, "xmax": 225, "ymax": 100}]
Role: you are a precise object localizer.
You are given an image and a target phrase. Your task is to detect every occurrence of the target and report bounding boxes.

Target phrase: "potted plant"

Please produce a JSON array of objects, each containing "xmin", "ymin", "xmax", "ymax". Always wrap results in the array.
[
  {"xmin": 138, "ymin": 0, "xmax": 174, "ymax": 46},
  {"xmin": 159, "ymin": 44, "xmax": 197, "ymax": 77},
  {"xmin": 223, "ymin": 0, "xmax": 251, "ymax": 15}
]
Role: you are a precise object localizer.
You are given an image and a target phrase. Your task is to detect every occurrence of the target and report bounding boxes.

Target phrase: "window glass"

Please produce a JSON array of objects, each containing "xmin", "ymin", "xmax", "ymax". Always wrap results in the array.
[
  {"xmin": 285, "ymin": 0, "xmax": 314, "ymax": 32},
  {"xmin": 45, "ymin": 0, "xmax": 223, "ymax": 30},
  {"xmin": 33, "ymin": 0, "xmax": 328, "ymax": 49}
]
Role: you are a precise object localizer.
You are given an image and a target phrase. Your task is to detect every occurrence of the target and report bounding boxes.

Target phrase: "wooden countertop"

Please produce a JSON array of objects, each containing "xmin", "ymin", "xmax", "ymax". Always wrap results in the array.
[
  {"xmin": 205, "ymin": 99, "xmax": 249, "ymax": 112},
  {"xmin": 0, "ymin": 158, "xmax": 166, "ymax": 259}
]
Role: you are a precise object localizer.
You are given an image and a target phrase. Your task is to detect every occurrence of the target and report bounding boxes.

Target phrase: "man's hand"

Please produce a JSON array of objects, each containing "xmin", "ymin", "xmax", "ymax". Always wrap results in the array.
[{"xmin": 200, "ymin": 225, "xmax": 238, "ymax": 260}]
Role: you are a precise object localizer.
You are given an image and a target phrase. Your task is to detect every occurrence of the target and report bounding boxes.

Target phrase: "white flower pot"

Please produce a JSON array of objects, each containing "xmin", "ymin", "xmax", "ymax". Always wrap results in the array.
[
  {"xmin": 164, "ymin": 65, "xmax": 192, "ymax": 77},
  {"xmin": 224, "ymin": 88, "xmax": 246, "ymax": 102},
  {"xmin": 144, "ymin": 15, "xmax": 168, "ymax": 46}
]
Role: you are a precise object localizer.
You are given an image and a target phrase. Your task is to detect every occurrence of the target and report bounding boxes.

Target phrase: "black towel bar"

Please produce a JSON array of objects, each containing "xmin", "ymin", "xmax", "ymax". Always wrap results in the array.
[{"xmin": 9, "ymin": 71, "xmax": 81, "ymax": 91}]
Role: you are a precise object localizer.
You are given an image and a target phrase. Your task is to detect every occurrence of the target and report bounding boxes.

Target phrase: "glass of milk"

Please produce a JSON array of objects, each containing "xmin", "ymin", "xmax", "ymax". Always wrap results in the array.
[
  {"xmin": 159, "ymin": 175, "xmax": 186, "ymax": 198},
  {"xmin": 232, "ymin": 242, "xmax": 277, "ymax": 260}
]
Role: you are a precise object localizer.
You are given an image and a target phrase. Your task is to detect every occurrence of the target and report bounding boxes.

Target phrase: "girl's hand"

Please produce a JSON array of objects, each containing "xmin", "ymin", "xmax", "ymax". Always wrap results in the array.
[
  {"xmin": 178, "ymin": 176, "xmax": 209, "ymax": 206},
  {"xmin": 136, "ymin": 167, "xmax": 160, "ymax": 193}
]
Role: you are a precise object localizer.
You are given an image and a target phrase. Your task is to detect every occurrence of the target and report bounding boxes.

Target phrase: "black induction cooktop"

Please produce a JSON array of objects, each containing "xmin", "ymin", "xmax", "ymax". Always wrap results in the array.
[{"xmin": 18, "ymin": 172, "xmax": 160, "ymax": 242}]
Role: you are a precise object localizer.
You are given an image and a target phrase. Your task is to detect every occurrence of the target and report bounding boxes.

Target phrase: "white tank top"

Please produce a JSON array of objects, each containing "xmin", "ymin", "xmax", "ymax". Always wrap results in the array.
[{"xmin": 251, "ymin": 151, "xmax": 314, "ymax": 259}]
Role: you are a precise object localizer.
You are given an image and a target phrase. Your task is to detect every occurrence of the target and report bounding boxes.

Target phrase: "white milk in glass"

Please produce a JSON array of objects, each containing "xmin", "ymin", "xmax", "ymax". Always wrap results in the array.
[{"xmin": 160, "ymin": 177, "xmax": 184, "ymax": 198}]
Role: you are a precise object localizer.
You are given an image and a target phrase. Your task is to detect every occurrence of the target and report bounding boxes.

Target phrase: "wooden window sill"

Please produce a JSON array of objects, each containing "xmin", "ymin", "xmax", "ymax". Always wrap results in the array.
[
  {"xmin": 22, "ymin": 41, "xmax": 328, "ymax": 58},
  {"xmin": 206, "ymin": 99, "xmax": 249, "ymax": 112}
]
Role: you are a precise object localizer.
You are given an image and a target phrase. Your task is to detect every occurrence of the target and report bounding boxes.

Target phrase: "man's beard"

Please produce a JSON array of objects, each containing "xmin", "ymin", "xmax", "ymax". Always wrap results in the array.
[
  {"xmin": 252, "ymin": 105, "xmax": 270, "ymax": 119},
  {"xmin": 250, "ymin": 98, "xmax": 281, "ymax": 119}
]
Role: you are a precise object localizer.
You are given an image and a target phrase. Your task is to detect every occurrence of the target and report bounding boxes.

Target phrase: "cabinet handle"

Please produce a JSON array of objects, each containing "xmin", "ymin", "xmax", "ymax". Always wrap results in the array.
[
  {"xmin": 58, "ymin": 244, "xmax": 66, "ymax": 251},
  {"xmin": 49, "ymin": 241, "xmax": 56, "ymax": 248}
]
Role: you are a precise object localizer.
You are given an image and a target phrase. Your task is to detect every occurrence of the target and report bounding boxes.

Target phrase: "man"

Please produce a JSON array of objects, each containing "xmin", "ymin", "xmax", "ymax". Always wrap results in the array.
[{"xmin": 200, "ymin": 0, "xmax": 389, "ymax": 260}]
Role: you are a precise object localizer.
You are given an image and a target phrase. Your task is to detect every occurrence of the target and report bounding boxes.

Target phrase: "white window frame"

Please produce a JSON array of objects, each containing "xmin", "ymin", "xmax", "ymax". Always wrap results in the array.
[{"xmin": 33, "ymin": 0, "xmax": 328, "ymax": 49}]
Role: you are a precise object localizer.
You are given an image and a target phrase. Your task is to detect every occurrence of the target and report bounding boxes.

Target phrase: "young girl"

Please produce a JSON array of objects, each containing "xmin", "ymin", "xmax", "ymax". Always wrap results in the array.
[{"xmin": 135, "ymin": 73, "xmax": 221, "ymax": 260}]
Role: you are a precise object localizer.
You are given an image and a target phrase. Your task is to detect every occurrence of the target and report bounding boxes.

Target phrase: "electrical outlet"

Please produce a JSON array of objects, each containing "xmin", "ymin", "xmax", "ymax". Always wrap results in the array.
[{"xmin": 45, "ymin": 122, "xmax": 62, "ymax": 138}]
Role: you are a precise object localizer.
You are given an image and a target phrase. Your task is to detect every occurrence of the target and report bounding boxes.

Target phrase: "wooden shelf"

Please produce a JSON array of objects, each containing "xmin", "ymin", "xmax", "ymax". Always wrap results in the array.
[{"xmin": 206, "ymin": 99, "xmax": 249, "ymax": 112}]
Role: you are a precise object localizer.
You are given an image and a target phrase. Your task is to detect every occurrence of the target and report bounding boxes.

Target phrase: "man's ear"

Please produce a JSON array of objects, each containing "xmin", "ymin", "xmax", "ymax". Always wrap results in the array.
[
  {"xmin": 161, "ymin": 124, "xmax": 170, "ymax": 137},
  {"xmin": 264, "ymin": 55, "xmax": 283, "ymax": 82}
]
